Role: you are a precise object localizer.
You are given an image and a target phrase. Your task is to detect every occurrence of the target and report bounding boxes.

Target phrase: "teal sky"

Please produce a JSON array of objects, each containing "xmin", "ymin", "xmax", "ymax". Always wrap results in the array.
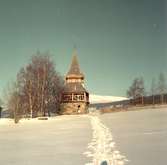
[{"xmin": 0, "ymin": 0, "xmax": 167, "ymax": 97}]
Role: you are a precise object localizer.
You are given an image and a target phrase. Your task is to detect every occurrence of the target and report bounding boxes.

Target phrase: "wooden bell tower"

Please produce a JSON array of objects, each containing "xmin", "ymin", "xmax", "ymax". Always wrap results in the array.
[{"xmin": 60, "ymin": 49, "xmax": 89, "ymax": 114}]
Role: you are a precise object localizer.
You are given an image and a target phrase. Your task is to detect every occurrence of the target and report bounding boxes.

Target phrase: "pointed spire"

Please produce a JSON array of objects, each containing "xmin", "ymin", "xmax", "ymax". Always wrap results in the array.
[{"xmin": 67, "ymin": 48, "xmax": 83, "ymax": 76}]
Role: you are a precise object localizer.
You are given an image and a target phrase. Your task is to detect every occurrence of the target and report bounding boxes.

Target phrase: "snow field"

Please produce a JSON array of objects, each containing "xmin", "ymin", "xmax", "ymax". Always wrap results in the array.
[{"xmin": 0, "ymin": 115, "xmax": 92, "ymax": 165}]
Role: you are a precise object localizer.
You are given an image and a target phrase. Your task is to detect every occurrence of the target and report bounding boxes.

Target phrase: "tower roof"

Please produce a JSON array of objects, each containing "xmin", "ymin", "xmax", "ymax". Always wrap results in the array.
[{"xmin": 66, "ymin": 49, "xmax": 84, "ymax": 77}]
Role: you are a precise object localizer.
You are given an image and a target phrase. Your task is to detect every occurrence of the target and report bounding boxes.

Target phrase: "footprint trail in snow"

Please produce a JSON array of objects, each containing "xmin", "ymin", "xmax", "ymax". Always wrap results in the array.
[{"xmin": 84, "ymin": 115, "xmax": 128, "ymax": 165}]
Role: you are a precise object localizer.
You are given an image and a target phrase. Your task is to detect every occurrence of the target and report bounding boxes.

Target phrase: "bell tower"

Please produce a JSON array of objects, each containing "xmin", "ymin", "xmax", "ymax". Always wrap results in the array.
[{"xmin": 60, "ymin": 49, "xmax": 89, "ymax": 114}]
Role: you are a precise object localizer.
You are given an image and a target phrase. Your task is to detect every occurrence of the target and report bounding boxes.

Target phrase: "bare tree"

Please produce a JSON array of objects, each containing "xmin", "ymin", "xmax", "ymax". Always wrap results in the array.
[
  {"xmin": 6, "ymin": 51, "xmax": 64, "ymax": 120},
  {"xmin": 127, "ymin": 77, "xmax": 145, "ymax": 105},
  {"xmin": 150, "ymin": 78, "xmax": 156, "ymax": 104},
  {"xmin": 0, "ymin": 98, "xmax": 3, "ymax": 118},
  {"xmin": 6, "ymin": 82, "xmax": 21, "ymax": 123},
  {"xmin": 138, "ymin": 77, "xmax": 145, "ymax": 104},
  {"xmin": 157, "ymin": 73, "xmax": 167, "ymax": 104}
]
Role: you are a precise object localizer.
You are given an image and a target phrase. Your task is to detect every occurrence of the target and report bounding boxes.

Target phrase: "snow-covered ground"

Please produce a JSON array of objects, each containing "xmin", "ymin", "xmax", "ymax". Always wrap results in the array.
[
  {"xmin": 89, "ymin": 94, "xmax": 128, "ymax": 104},
  {"xmin": 0, "ymin": 108, "xmax": 167, "ymax": 165},
  {"xmin": 100, "ymin": 108, "xmax": 167, "ymax": 165},
  {"xmin": 0, "ymin": 115, "xmax": 92, "ymax": 165}
]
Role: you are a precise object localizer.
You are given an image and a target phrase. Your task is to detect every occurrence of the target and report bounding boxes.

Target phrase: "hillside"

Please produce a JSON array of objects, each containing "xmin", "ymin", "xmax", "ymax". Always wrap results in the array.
[{"xmin": 89, "ymin": 94, "xmax": 128, "ymax": 104}]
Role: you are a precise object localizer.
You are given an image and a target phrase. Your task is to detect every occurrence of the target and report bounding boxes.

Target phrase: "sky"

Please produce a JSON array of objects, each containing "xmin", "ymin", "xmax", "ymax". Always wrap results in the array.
[{"xmin": 0, "ymin": 0, "xmax": 167, "ymax": 97}]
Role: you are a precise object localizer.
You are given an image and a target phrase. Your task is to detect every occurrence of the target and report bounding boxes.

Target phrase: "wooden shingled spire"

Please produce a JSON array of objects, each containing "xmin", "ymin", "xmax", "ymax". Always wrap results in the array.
[{"xmin": 66, "ymin": 48, "xmax": 84, "ymax": 77}]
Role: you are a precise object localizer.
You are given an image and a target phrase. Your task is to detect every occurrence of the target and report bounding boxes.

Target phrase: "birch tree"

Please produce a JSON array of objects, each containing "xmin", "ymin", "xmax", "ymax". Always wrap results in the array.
[{"xmin": 6, "ymin": 51, "xmax": 64, "ymax": 119}]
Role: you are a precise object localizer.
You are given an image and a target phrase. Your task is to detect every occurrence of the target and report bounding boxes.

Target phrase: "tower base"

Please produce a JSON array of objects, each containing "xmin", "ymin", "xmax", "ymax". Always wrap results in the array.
[{"xmin": 60, "ymin": 102, "xmax": 88, "ymax": 115}]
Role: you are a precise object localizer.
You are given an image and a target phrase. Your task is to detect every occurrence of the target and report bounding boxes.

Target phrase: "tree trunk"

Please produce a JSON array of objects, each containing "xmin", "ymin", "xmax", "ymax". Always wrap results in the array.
[
  {"xmin": 41, "ymin": 65, "xmax": 46, "ymax": 116},
  {"xmin": 28, "ymin": 80, "xmax": 33, "ymax": 118},
  {"xmin": 141, "ymin": 96, "xmax": 144, "ymax": 105},
  {"xmin": 161, "ymin": 94, "xmax": 164, "ymax": 104},
  {"xmin": 152, "ymin": 95, "xmax": 155, "ymax": 105},
  {"xmin": 14, "ymin": 97, "xmax": 19, "ymax": 124}
]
